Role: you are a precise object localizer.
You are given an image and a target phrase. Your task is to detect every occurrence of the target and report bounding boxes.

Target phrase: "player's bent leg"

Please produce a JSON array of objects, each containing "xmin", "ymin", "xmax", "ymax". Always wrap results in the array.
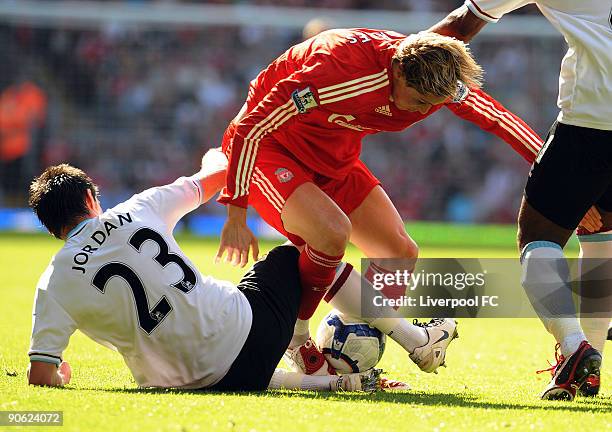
[
  {"xmin": 518, "ymin": 197, "xmax": 588, "ymax": 355},
  {"xmin": 577, "ymin": 208, "xmax": 612, "ymax": 396},
  {"xmin": 282, "ymin": 182, "xmax": 352, "ymax": 257},
  {"xmin": 208, "ymin": 246, "xmax": 302, "ymax": 391},
  {"xmin": 324, "ymin": 262, "xmax": 458, "ymax": 373},
  {"xmin": 347, "ymin": 184, "xmax": 418, "ymax": 308},
  {"xmin": 348, "ymin": 185, "xmax": 418, "ymax": 259},
  {"xmin": 248, "ymin": 157, "xmax": 343, "ymax": 371},
  {"xmin": 348, "ymin": 185, "xmax": 419, "ymax": 308},
  {"xmin": 577, "ymin": 208, "xmax": 612, "ymax": 356},
  {"xmin": 517, "ymin": 121, "xmax": 612, "ymax": 398},
  {"xmin": 282, "ymin": 182, "xmax": 350, "ymax": 329},
  {"xmin": 343, "ymin": 186, "xmax": 457, "ymax": 372},
  {"xmin": 517, "ymin": 197, "xmax": 575, "ymax": 252}
]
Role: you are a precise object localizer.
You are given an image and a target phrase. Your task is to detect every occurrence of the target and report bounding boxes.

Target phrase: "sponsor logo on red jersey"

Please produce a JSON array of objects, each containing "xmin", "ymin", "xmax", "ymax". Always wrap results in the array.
[{"xmin": 328, "ymin": 113, "xmax": 377, "ymax": 132}]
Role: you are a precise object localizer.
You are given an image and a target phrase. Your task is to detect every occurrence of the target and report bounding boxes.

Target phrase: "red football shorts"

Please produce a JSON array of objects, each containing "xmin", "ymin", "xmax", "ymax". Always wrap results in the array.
[{"xmin": 222, "ymin": 122, "xmax": 381, "ymax": 246}]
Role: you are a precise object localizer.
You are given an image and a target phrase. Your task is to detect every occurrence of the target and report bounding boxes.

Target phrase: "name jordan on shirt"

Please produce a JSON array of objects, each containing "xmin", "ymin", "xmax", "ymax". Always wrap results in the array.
[{"xmin": 71, "ymin": 212, "xmax": 133, "ymax": 274}]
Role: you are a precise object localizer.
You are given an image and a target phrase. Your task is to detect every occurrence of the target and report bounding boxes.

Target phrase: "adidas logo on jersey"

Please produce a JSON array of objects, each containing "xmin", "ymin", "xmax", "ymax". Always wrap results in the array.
[{"xmin": 375, "ymin": 105, "xmax": 392, "ymax": 116}]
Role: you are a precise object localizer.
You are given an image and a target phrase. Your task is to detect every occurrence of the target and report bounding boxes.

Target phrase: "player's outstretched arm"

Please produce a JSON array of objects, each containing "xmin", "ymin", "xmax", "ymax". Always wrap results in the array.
[
  {"xmin": 446, "ymin": 87, "xmax": 542, "ymax": 163},
  {"xmin": 214, "ymin": 74, "xmax": 309, "ymax": 267},
  {"xmin": 268, "ymin": 368, "xmax": 380, "ymax": 392},
  {"xmin": 191, "ymin": 147, "xmax": 259, "ymax": 266},
  {"xmin": 427, "ymin": 5, "xmax": 487, "ymax": 42},
  {"xmin": 446, "ymin": 89, "xmax": 602, "ymax": 232},
  {"xmin": 195, "ymin": 147, "xmax": 228, "ymax": 203},
  {"xmin": 28, "ymin": 361, "xmax": 71, "ymax": 387}
]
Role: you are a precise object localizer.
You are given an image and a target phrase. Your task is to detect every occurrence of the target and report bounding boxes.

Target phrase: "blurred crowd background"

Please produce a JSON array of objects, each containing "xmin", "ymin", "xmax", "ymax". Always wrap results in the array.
[{"xmin": 0, "ymin": 0, "xmax": 564, "ymax": 224}]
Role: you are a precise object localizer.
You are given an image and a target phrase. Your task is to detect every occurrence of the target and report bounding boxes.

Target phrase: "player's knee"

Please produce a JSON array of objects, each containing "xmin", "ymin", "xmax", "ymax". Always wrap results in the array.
[
  {"xmin": 388, "ymin": 232, "xmax": 419, "ymax": 259},
  {"xmin": 405, "ymin": 235, "xmax": 419, "ymax": 259},
  {"xmin": 319, "ymin": 214, "xmax": 352, "ymax": 254}
]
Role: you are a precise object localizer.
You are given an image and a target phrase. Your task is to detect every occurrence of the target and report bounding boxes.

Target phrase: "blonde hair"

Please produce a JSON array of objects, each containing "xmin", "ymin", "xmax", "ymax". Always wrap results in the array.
[{"xmin": 393, "ymin": 32, "xmax": 484, "ymax": 99}]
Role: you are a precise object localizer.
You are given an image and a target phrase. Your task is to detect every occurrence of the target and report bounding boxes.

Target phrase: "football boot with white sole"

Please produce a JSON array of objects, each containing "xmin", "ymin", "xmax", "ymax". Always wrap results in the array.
[{"xmin": 409, "ymin": 318, "xmax": 459, "ymax": 373}]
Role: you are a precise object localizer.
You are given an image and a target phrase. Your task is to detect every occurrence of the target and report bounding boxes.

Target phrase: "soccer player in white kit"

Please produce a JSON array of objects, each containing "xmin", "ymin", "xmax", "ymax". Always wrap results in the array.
[
  {"xmin": 25, "ymin": 152, "xmax": 381, "ymax": 392},
  {"xmin": 429, "ymin": 1, "xmax": 612, "ymax": 400}
]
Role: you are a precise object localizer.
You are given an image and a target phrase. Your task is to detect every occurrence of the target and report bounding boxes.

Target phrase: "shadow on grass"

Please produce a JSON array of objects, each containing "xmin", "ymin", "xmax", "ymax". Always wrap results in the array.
[{"xmin": 77, "ymin": 386, "xmax": 612, "ymax": 414}]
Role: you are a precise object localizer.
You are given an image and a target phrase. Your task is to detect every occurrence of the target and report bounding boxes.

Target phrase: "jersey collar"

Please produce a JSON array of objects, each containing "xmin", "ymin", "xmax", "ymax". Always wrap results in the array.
[{"xmin": 66, "ymin": 217, "xmax": 94, "ymax": 239}]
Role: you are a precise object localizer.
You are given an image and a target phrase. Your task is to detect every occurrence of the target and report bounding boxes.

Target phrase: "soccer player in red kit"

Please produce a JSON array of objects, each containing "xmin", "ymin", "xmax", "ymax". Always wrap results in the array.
[{"xmin": 216, "ymin": 29, "xmax": 543, "ymax": 374}]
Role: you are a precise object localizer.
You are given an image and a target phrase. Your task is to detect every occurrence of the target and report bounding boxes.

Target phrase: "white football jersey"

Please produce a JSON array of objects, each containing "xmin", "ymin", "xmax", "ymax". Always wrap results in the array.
[
  {"xmin": 28, "ymin": 177, "xmax": 252, "ymax": 388},
  {"xmin": 465, "ymin": 0, "xmax": 612, "ymax": 130}
]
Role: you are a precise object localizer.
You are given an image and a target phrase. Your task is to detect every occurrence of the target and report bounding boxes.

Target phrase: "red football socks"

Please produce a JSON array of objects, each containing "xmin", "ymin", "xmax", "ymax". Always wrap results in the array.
[{"xmin": 298, "ymin": 245, "xmax": 343, "ymax": 320}]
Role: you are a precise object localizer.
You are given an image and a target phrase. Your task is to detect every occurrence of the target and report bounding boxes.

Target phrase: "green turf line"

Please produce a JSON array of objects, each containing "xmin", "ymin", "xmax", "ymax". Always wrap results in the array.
[
  {"xmin": 404, "ymin": 221, "xmax": 579, "ymax": 250},
  {"xmin": 0, "ymin": 221, "xmax": 581, "ymax": 251}
]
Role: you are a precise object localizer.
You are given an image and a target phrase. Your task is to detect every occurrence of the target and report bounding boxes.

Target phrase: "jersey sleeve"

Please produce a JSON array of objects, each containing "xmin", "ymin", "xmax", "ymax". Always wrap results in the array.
[
  {"xmin": 132, "ymin": 176, "xmax": 204, "ymax": 229},
  {"xmin": 217, "ymin": 60, "xmax": 325, "ymax": 208},
  {"xmin": 445, "ymin": 87, "xmax": 542, "ymax": 163},
  {"xmin": 465, "ymin": 0, "xmax": 533, "ymax": 23},
  {"xmin": 28, "ymin": 272, "xmax": 77, "ymax": 366}
]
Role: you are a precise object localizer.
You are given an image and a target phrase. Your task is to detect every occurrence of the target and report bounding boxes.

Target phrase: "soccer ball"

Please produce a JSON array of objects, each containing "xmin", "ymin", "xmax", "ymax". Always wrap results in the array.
[{"xmin": 316, "ymin": 309, "xmax": 386, "ymax": 374}]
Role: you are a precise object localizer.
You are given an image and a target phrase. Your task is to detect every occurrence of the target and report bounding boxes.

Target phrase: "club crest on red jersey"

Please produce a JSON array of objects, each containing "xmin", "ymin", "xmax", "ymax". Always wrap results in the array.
[
  {"xmin": 291, "ymin": 87, "xmax": 318, "ymax": 113},
  {"xmin": 275, "ymin": 168, "xmax": 294, "ymax": 183}
]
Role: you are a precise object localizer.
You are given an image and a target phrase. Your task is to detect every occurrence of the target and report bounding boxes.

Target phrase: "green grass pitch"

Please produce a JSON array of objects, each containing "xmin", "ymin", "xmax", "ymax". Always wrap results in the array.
[{"xmin": 1, "ymin": 231, "xmax": 610, "ymax": 431}]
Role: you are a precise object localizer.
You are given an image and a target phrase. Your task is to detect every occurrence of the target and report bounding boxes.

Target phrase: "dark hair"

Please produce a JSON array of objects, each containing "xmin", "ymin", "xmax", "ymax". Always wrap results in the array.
[{"xmin": 28, "ymin": 164, "xmax": 99, "ymax": 239}]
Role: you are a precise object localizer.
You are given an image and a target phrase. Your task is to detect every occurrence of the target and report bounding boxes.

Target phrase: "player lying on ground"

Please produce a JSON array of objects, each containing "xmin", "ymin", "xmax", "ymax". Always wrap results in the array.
[
  {"xmin": 25, "ymin": 154, "xmax": 383, "ymax": 392},
  {"xmin": 214, "ymin": 28, "xmax": 571, "ymax": 375},
  {"xmin": 429, "ymin": 0, "xmax": 611, "ymax": 400}
]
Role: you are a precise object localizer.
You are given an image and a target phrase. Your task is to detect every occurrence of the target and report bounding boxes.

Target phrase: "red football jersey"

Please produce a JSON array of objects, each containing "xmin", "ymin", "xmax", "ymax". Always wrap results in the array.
[{"xmin": 220, "ymin": 28, "xmax": 542, "ymax": 208}]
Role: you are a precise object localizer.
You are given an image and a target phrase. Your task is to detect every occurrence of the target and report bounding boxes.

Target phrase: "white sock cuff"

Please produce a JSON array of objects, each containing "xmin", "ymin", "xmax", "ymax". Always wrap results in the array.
[
  {"xmin": 578, "ymin": 230, "xmax": 612, "ymax": 258},
  {"xmin": 520, "ymin": 240, "xmax": 563, "ymax": 264},
  {"xmin": 578, "ymin": 230, "xmax": 612, "ymax": 243}
]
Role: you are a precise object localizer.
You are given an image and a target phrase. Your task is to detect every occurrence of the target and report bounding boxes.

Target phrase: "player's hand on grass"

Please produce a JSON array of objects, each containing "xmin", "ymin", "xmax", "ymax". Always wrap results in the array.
[
  {"xmin": 216, "ymin": 205, "xmax": 259, "ymax": 267},
  {"xmin": 58, "ymin": 361, "xmax": 72, "ymax": 385},
  {"xmin": 28, "ymin": 360, "xmax": 71, "ymax": 386},
  {"xmin": 578, "ymin": 205, "xmax": 602, "ymax": 233}
]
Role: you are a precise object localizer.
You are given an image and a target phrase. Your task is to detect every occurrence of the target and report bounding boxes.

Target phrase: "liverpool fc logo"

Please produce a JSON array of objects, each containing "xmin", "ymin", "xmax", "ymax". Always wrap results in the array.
[{"xmin": 275, "ymin": 168, "xmax": 294, "ymax": 183}]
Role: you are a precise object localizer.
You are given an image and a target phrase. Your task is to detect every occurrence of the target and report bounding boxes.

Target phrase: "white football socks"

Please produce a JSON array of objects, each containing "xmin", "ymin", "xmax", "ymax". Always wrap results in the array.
[
  {"xmin": 384, "ymin": 320, "xmax": 428, "ymax": 353},
  {"xmin": 289, "ymin": 319, "xmax": 311, "ymax": 348},
  {"xmin": 269, "ymin": 368, "xmax": 339, "ymax": 391},
  {"xmin": 326, "ymin": 263, "xmax": 428, "ymax": 353},
  {"xmin": 521, "ymin": 241, "xmax": 585, "ymax": 357},
  {"xmin": 578, "ymin": 231, "xmax": 612, "ymax": 356}
]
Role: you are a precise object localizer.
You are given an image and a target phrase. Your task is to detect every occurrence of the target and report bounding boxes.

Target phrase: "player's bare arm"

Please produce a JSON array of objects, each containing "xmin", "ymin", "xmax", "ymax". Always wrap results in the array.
[
  {"xmin": 199, "ymin": 146, "xmax": 260, "ymax": 268},
  {"xmin": 427, "ymin": 5, "xmax": 487, "ymax": 42},
  {"xmin": 197, "ymin": 147, "xmax": 228, "ymax": 203}
]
